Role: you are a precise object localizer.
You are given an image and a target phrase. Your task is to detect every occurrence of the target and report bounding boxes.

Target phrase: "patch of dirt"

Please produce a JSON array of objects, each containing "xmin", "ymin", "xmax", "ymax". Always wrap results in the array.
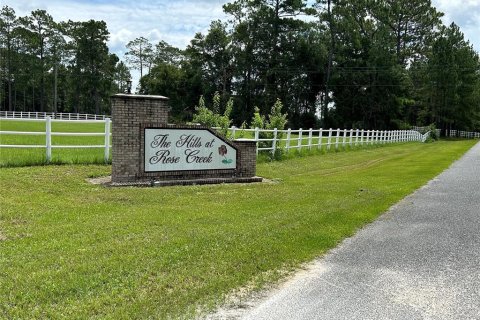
[
  {"xmin": 261, "ymin": 178, "xmax": 282, "ymax": 184},
  {"xmin": 0, "ymin": 232, "xmax": 7, "ymax": 241},
  {"xmin": 87, "ymin": 176, "xmax": 112, "ymax": 185},
  {"xmin": 200, "ymin": 267, "xmax": 300, "ymax": 319}
]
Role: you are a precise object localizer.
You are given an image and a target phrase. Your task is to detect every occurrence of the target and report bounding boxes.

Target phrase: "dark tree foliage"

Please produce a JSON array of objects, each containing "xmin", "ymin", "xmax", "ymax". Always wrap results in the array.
[
  {"xmin": 1, "ymin": 2, "xmax": 479, "ymax": 132},
  {"xmin": 0, "ymin": 6, "xmax": 118, "ymax": 114}
]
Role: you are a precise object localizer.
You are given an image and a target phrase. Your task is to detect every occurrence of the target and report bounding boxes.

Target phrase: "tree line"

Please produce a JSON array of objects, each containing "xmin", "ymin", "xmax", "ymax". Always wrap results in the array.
[
  {"xmin": 0, "ymin": 6, "xmax": 130, "ymax": 116},
  {"xmin": 1, "ymin": 1, "xmax": 479, "ymax": 132}
]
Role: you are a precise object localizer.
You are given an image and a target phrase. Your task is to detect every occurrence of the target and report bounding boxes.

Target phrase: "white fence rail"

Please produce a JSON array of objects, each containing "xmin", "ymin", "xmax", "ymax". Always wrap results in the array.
[
  {"xmin": 0, "ymin": 117, "xmax": 111, "ymax": 163},
  {"xmin": 228, "ymin": 127, "xmax": 430, "ymax": 155},
  {"xmin": 448, "ymin": 130, "xmax": 480, "ymax": 139},
  {"xmin": 0, "ymin": 118, "xmax": 434, "ymax": 163},
  {"xmin": 0, "ymin": 111, "xmax": 108, "ymax": 120}
]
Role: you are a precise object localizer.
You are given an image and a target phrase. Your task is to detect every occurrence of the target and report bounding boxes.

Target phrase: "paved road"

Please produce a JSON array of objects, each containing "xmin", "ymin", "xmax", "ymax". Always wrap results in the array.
[{"xmin": 237, "ymin": 142, "xmax": 480, "ymax": 320}]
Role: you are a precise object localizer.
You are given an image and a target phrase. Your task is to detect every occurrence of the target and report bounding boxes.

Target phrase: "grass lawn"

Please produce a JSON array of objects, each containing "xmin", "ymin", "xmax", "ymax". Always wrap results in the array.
[{"xmin": 0, "ymin": 140, "xmax": 476, "ymax": 319}]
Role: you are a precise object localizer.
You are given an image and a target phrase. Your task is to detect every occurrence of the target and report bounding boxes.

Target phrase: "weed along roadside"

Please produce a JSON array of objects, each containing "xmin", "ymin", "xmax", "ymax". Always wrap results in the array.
[{"xmin": 0, "ymin": 140, "xmax": 476, "ymax": 319}]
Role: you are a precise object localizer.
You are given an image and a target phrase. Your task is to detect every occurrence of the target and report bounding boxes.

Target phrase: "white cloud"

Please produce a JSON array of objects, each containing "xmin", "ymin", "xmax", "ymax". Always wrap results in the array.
[
  {"xmin": 432, "ymin": 0, "xmax": 480, "ymax": 51},
  {"xmin": 7, "ymin": 0, "xmax": 228, "ymax": 50},
  {"xmin": 5, "ymin": 0, "xmax": 230, "ymax": 86}
]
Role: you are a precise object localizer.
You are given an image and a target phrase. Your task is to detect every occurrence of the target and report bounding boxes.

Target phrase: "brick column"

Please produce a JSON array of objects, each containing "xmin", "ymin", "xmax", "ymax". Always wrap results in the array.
[
  {"xmin": 111, "ymin": 94, "xmax": 169, "ymax": 182},
  {"xmin": 234, "ymin": 140, "xmax": 257, "ymax": 177}
]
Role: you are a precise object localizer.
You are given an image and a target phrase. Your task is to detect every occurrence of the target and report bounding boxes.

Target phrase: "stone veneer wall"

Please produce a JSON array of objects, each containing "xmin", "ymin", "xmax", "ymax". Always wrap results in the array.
[{"xmin": 111, "ymin": 94, "xmax": 169, "ymax": 183}]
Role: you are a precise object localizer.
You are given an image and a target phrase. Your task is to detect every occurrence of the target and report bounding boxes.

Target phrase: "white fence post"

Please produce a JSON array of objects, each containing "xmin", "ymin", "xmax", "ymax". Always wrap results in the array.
[
  {"xmin": 286, "ymin": 128, "xmax": 291, "ymax": 152},
  {"xmin": 318, "ymin": 128, "xmax": 323, "ymax": 150},
  {"xmin": 272, "ymin": 128, "xmax": 278, "ymax": 156},
  {"xmin": 46, "ymin": 116, "xmax": 52, "ymax": 162},
  {"xmin": 104, "ymin": 118, "xmax": 111, "ymax": 163},
  {"xmin": 342, "ymin": 129, "xmax": 347, "ymax": 148},
  {"xmin": 335, "ymin": 128, "xmax": 340, "ymax": 150},
  {"xmin": 254, "ymin": 127, "xmax": 259, "ymax": 155},
  {"xmin": 231, "ymin": 126, "xmax": 236, "ymax": 139},
  {"xmin": 349, "ymin": 129, "xmax": 354, "ymax": 147},
  {"xmin": 327, "ymin": 128, "xmax": 332, "ymax": 151},
  {"xmin": 298, "ymin": 128, "xmax": 303, "ymax": 151},
  {"xmin": 308, "ymin": 128, "xmax": 313, "ymax": 150}
]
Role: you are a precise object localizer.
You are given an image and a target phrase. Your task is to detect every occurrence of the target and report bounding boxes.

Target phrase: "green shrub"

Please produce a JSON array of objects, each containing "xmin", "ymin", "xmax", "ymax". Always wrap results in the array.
[
  {"xmin": 192, "ymin": 92, "xmax": 233, "ymax": 138},
  {"xmin": 425, "ymin": 123, "xmax": 439, "ymax": 142},
  {"xmin": 250, "ymin": 99, "xmax": 288, "ymax": 159}
]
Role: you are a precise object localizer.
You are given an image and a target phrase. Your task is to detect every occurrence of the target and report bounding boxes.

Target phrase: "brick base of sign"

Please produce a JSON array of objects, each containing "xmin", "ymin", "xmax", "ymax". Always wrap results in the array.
[
  {"xmin": 111, "ymin": 94, "xmax": 260, "ymax": 186},
  {"xmin": 109, "ymin": 176, "xmax": 263, "ymax": 187}
]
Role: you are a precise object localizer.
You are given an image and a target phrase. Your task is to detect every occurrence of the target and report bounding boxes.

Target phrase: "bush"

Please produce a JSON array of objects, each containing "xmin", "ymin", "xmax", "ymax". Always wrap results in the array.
[
  {"xmin": 192, "ymin": 92, "xmax": 233, "ymax": 138},
  {"xmin": 424, "ymin": 123, "xmax": 439, "ymax": 142},
  {"xmin": 250, "ymin": 99, "xmax": 288, "ymax": 159},
  {"xmin": 192, "ymin": 96, "xmax": 218, "ymax": 128},
  {"xmin": 236, "ymin": 121, "xmax": 248, "ymax": 139},
  {"xmin": 267, "ymin": 99, "xmax": 288, "ymax": 133}
]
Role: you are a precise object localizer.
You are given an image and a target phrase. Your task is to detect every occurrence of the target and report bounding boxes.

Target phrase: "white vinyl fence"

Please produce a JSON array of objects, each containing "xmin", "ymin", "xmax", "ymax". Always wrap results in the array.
[
  {"xmin": 1, "ymin": 117, "xmax": 429, "ymax": 163},
  {"xmin": 0, "ymin": 117, "xmax": 111, "ymax": 163},
  {"xmin": 229, "ymin": 127, "xmax": 430, "ymax": 155},
  {"xmin": 0, "ymin": 111, "xmax": 108, "ymax": 120},
  {"xmin": 448, "ymin": 130, "xmax": 480, "ymax": 139}
]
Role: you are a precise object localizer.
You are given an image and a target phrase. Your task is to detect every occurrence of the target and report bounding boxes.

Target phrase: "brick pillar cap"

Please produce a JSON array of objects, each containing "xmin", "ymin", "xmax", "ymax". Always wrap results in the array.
[{"xmin": 111, "ymin": 93, "xmax": 169, "ymax": 101}]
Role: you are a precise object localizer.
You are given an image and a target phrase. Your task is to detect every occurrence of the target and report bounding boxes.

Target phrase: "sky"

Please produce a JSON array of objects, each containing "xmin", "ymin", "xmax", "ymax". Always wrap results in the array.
[{"xmin": 3, "ymin": 0, "xmax": 480, "ymax": 85}]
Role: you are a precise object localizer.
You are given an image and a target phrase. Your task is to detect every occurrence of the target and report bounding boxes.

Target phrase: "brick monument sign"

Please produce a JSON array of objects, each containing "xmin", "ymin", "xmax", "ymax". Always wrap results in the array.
[{"xmin": 111, "ymin": 93, "xmax": 261, "ymax": 186}]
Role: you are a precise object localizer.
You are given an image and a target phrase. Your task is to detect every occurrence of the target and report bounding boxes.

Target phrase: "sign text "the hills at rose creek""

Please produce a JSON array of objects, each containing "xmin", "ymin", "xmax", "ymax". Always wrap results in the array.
[{"xmin": 144, "ymin": 128, "xmax": 237, "ymax": 172}]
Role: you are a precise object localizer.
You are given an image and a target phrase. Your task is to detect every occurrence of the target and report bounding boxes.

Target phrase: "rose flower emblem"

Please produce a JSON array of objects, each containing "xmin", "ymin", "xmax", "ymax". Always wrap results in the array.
[
  {"xmin": 218, "ymin": 145, "xmax": 227, "ymax": 157},
  {"xmin": 218, "ymin": 145, "xmax": 232, "ymax": 164}
]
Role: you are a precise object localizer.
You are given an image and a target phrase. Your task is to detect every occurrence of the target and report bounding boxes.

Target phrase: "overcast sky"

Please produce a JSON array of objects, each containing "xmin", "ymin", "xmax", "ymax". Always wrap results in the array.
[{"xmin": 4, "ymin": 0, "xmax": 479, "ymax": 85}]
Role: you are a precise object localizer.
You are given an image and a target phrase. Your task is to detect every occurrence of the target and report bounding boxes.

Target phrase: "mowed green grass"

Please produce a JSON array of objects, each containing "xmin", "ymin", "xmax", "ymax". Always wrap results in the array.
[
  {"xmin": 0, "ymin": 120, "xmax": 109, "ymax": 167},
  {"xmin": 0, "ymin": 140, "xmax": 476, "ymax": 319}
]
